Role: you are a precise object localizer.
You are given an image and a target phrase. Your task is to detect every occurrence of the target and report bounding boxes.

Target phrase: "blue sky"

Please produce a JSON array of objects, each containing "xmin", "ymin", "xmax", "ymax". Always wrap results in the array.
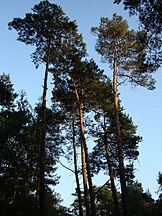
[{"xmin": 1, "ymin": 0, "xmax": 162, "ymax": 207}]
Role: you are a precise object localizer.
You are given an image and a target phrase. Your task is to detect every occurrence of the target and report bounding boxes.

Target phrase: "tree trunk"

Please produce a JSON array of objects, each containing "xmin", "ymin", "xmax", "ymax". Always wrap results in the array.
[
  {"xmin": 72, "ymin": 78, "xmax": 94, "ymax": 216},
  {"xmin": 72, "ymin": 120, "xmax": 83, "ymax": 216},
  {"xmin": 103, "ymin": 114, "xmax": 120, "ymax": 216},
  {"xmin": 39, "ymin": 44, "xmax": 50, "ymax": 216},
  {"xmin": 113, "ymin": 47, "xmax": 128, "ymax": 216},
  {"xmin": 81, "ymin": 138, "xmax": 91, "ymax": 216},
  {"xmin": 79, "ymin": 103, "xmax": 96, "ymax": 216}
]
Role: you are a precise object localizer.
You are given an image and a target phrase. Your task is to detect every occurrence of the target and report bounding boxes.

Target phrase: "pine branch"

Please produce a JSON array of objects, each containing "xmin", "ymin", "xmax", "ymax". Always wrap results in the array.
[
  {"xmin": 94, "ymin": 179, "xmax": 110, "ymax": 196},
  {"xmin": 59, "ymin": 160, "xmax": 75, "ymax": 174}
]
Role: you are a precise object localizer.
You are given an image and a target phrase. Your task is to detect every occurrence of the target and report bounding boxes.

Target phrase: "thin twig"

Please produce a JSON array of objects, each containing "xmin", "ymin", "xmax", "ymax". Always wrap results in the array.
[
  {"xmin": 59, "ymin": 160, "xmax": 75, "ymax": 174},
  {"xmin": 94, "ymin": 179, "xmax": 110, "ymax": 197}
]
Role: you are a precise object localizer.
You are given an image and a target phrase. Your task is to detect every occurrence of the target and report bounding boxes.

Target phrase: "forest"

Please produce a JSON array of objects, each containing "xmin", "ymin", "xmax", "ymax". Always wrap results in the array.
[{"xmin": 0, "ymin": 0, "xmax": 162, "ymax": 215}]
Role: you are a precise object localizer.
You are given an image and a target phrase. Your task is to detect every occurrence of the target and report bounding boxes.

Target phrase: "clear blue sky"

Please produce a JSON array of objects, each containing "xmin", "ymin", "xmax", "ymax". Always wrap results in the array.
[{"xmin": 1, "ymin": 0, "xmax": 162, "ymax": 207}]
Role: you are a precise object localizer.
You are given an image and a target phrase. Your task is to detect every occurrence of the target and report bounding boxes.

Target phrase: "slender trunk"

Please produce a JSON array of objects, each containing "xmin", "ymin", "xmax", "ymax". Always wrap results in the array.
[
  {"xmin": 72, "ymin": 120, "xmax": 83, "ymax": 216},
  {"xmin": 79, "ymin": 103, "xmax": 96, "ymax": 216},
  {"xmin": 39, "ymin": 42, "xmax": 50, "ymax": 216},
  {"xmin": 2, "ymin": 174, "xmax": 7, "ymax": 200},
  {"xmin": 103, "ymin": 114, "xmax": 120, "ymax": 216},
  {"xmin": 72, "ymin": 78, "xmax": 92, "ymax": 216},
  {"xmin": 113, "ymin": 47, "xmax": 128, "ymax": 216},
  {"xmin": 79, "ymin": 105, "xmax": 91, "ymax": 216},
  {"xmin": 81, "ymin": 138, "xmax": 90, "ymax": 216}
]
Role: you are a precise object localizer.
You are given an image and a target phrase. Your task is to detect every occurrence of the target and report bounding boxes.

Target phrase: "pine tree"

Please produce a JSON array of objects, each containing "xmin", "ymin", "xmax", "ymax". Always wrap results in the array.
[
  {"xmin": 114, "ymin": 0, "xmax": 162, "ymax": 69},
  {"xmin": 8, "ymin": 1, "xmax": 85, "ymax": 214},
  {"xmin": 52, "ymin": 57, "xmax": 107, "ymax": 215},
  {"xmin": 91, "ymin": 14, "xmax": 153, "ymax": 215}
]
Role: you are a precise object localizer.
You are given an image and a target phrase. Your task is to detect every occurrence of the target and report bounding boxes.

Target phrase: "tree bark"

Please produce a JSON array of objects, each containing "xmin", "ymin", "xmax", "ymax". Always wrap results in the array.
[
  {"xmin": 113, "ymin": 47, "xmax": 128, "ymax": 216},
  {"xmin": 72, "ymin": 79, "xmax": 90, "ymax": 216},
  {"xmin": 72, "ymin": 120, "xmax": 83, "ymax": 216},
  {"xmin": 39, "ymin": 43, "xmax": 50, "ymax": 216},
  {"xmin": 79, "ymin": 103, "xmax": 96, "ymax": 216},
  {"xmin": 72, "ymin": 78, "xmax": 95, "ymax": 216},
  {"xmin": 103, "ymin": 114, "xmax": 120, "ymax": 216},
  {"xmin": 81, "ymin": 137, "xmax": 91, "ymax": 216}
]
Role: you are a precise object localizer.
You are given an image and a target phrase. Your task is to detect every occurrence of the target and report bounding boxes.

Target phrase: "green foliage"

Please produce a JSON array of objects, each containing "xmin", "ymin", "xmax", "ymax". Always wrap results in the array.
[
  {"xmin": 157, "ymin": 172, "xmax": 162, "ymax": 199},
  {"xmin": 8, "ymin": 0, "xmax": 86, "ymax": 69},
  {"xmin": 52, "ymin": 57, "xmax": 107, "ymax": 122},
  {"xmin": 0, "ymin": 73, "xmax": 17, "ymax": 107},
  {"xmin": 114, "ymin": 0, "xmax": 162, "ymax": 69},
  {"xmin": 5, "ymin": 1, "xmax": 162, "ymax": 215},
  {"xmin": 71, "ymin": 184, "xmax": 122, "ymax": 215},
  {"xmin": 114, "ymin": 0, "xmax": 162, "ymax": 35},
  {"xmin": 91, "ymin": 13, "xmax": 157, "ymax": 90},
  {"xmin": 0, "ymin": 75, "xmax": 66, "ymax": 215},
  {"xmin": 0, "ymin": 91, "xmax": 39, "ymax": 215},
  {"xmin": 94, "ymin": 185, "xmax": 122, "ymax": 215},
  {"xmin": 126, "ymin": 181, "xmax": 160, "ymax": 216},
  {"xmin": 71, "ymin": 181, "xmax": 162, "ymax": 216},
  {"xmin": 8, "ymin": 2, "xmax": 86, "ymax": 214},
  {"xmin": 90, "ymin": 108, "xmax": 141, "ymax": 181}
]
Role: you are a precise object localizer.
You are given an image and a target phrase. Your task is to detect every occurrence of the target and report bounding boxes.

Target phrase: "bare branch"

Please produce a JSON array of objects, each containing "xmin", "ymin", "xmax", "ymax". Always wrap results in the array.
[
  {"xmin": 94, "ymin": 179, "xmax": 110, "ymax": 196},
  {"xmin": 59, "ymin": 160, "xmax": 75, "ymax": 174}
]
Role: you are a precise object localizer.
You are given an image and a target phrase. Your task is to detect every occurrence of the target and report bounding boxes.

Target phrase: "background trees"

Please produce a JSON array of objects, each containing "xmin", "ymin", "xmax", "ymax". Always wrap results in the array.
[
  {"xmin": 114, "ymin": 0, "xmax": 162, "ymax": 69},
  {"xmin": 0, "ymin": 74, "xmax": 72, "ymax": 216},
  {"xmin": 114, "ymin": 0, "xmax": 162, "ymax": 35},
  {"xmin": 1, "ymin": 1, "xmax": 162, "ymax": 215}
]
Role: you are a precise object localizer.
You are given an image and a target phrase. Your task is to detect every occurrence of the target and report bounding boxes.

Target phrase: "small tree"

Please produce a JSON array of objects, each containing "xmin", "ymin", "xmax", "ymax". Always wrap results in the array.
[{"xmin": 0, "ymin": 73, "xmax": 17, "ymax": 107}]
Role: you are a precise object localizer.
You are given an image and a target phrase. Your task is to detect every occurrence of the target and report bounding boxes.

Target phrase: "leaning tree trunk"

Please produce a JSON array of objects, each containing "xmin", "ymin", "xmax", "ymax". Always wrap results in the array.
[
  {"xmin": 72, "ymin": 120, "xmax": 83, "ymax": 216},
  {"xmin": 72, "ymin": 78, "xmax": 96, "ymax": 216},
  {"xmin": 113, "ymin": 47, "xmax": 128, "ymax": 216},
  {"xmin": 39, "ymin": 43, "xmax": 50, "ymax": 216},
  {"xmin": 72, "ymin": 79, "xmax": 91, "ymax": 216},
  {"xmin": 79, "ymin": 102, "xmax": 96, "ymax": 216},
  {"xmin": 103, "ymin": 114, "xmax": 120, "ymax": 216}
]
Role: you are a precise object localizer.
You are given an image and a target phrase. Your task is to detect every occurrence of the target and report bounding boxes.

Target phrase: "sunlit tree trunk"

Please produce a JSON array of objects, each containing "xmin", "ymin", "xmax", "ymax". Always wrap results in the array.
[
  {"xmin": 72, "ymin": 120, "xmax": 83, "ymax": 216},
  {"xmin": 103, "ymin": 114, "xmax": 120, "ymax": 216},
  {"xmin": 79, "ymin": 103, "xmax": 96, "ymax": 216},
  {"xmin": 72, "ymin": 79, "xmax": 90, "ymax": 216},
  {"xmin": 72, "ymin": 78, "xmax": 96, "ymax": 216},
  {"xmin": 81, "ymin": 137, "xmax": 90, "ymax": 216},
  {"xmin": 113, "ymin": 46, "xmax": 128, "ymax": 216}
]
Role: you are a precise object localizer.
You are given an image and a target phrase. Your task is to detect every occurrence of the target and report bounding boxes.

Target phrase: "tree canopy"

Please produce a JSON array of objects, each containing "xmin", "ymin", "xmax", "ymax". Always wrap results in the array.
[
  {"xmin": 91, "ymin": 13, "xmax": 157, "ymax": 90},
  {"xmin": 1, "ymin": 1, "xmax": 162, "ymax": 215}
]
